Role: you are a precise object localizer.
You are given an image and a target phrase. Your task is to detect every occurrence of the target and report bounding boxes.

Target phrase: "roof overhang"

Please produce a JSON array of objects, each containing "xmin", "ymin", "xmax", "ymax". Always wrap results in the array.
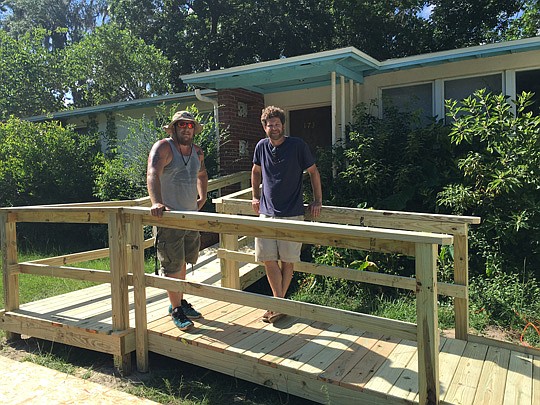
[
  {"xmin": 25, "ymin": 89, "xmax": 217, "ymax": 122},
  {"xmin": 182, "ymin": 37, "xmax": 540, "ymax": 93},
  {"xmin": 376, "ymin": 36, "xmax": 540, "ymax": 74},
  {"xmin": 181, "ymin": 47, "xmax": 381, "ymax": 94}
]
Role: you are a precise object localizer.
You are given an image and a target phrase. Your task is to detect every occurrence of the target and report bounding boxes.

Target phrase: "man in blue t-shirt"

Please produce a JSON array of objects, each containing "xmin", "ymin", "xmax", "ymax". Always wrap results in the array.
[{"xmin": 252, "ymin": 105, "xmax": 322, "ymax": 323}]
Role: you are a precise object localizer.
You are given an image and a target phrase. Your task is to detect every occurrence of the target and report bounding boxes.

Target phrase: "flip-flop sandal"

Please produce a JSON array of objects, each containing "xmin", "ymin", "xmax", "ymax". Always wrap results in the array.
[
  {"xmin": 262, "ymin": 310, "xmax": 272, "ymax": 323},
  {"xmin": 268, "ymin": 312, "xmax": 285, "ymax": 323}
]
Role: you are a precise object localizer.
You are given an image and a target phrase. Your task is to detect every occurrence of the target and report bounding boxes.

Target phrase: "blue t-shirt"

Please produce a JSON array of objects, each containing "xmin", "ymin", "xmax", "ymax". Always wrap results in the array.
[{"xmin": 253, "ymin": 136, "xmax": 315, "ymax": 217}]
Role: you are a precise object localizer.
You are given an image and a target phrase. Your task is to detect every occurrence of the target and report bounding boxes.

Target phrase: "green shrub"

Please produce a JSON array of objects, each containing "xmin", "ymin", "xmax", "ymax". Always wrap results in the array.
[
  {"xmin": 93, "ymin": 104, "xmax": 222, "ymax": 201},
  {"xmin": 0, "ymin": 117, "xmax": 101, "ymax": 251},
  {"xmin": 469, "ymin": 272, "xmax": 540, "ymax": 345},
  {"xmin": 439, "ymin": 90, "xmax": 540, "ymax": 277},
  {"xmin": 319, "ymin": 102, "xmax": 458, "ymax": 211},
  {"xmin": 0, "ymin": 117, "xmax": 99, "ymax": 206}
]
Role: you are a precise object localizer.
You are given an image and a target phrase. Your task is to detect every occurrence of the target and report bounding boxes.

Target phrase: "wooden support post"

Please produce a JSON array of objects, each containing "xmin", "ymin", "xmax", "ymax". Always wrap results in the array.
[
  {"xmin": 215, "ymin": 200, "xmax": 240, "ymax": 288},
  {"xmin": 453, "ymin": 225, "xmax": 469, "ymax": 341},
  {"xmin": 416, "ymin": 243, "xmax": 440, "ymax": 405},
  {"xmin": 108, "ymin": 210, "xmax": 131, "ymax": 374},
  {"xmin": 240, "ymin": 177, "xmax": 250, "ymax": 191},
  {"xmin": 1, "ymin": 212, "xmax": 20, "ymax": 341},
  {"xmin": 129, "ymin": 214, "xmax": 149, "ymax": 372},
  {"xmin": 220, "ymin": 233, "xmax": 240, "ymax": 289}
]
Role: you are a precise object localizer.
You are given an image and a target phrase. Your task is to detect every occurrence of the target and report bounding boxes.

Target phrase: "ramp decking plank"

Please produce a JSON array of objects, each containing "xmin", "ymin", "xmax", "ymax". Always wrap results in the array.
[
  {"xmin": 319, "ymin": 331, "xmax": 381, "ymax": 384},
  {"xmin": 533, "ymin": 355, "xmax": 540, "ymax": 404},
  {"xmin": 298, "ymin": 327, "xmax": 361, "ymax": 376},
  {"xmin": 339, "ymin": 335, "xmax": 402, "ymax": 390},
  {"xmin": 254, "ymin": 321, "xmax": 328, "ymax": 365},
  {"xmin": 278, "ymin": 323, "xmax": 349, "ymax": 373},
  {"xmin": 503, "ymin": 351, "xmax": 533, "ymax": 405},
  {"xmin": 363, "ymin": 339, "xmax": 417, "ymax": 395},
  {"xmin": 444, "ymin": 341, "xmax": 489, "ymax": 405},
  {"xmin": 473, "ymin": 346, "xmax": 511, "ymax": 405},
  {"xmin": 4, "ymin": 251, "xmax": 538, "ymax": 405}
]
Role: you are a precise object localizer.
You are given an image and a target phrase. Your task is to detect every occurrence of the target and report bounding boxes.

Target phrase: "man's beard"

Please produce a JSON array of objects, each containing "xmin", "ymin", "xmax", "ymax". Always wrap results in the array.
[
  {"xmin": 268, "ymin": 129, "xmax": 284, "ymax": 141},
  {"xmin": 175, "ymin": 131, "xmax": 193, "ymax": 146}
]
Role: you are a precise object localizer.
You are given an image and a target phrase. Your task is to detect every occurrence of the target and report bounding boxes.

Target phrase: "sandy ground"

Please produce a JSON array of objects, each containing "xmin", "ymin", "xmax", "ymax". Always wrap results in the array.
[{"xmin": 0, "ymin": 343, "xmax": 158, "ymax": 404}]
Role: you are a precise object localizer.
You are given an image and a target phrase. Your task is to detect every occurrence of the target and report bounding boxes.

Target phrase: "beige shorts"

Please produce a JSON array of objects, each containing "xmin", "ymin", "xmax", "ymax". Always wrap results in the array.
[
  {"xmin": 255, "ymin": 214, "xmax": 303, "ymax": 263},
  {"xmin": 155, "ymin": 227, "xmax": 200, "ymax": 275}
]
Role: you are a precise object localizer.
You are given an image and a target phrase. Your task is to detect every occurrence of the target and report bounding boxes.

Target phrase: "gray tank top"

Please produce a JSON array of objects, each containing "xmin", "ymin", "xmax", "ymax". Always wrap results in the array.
[{"xmin": 160, "ymin": 138, "xmax": 200, "ymax": 211}]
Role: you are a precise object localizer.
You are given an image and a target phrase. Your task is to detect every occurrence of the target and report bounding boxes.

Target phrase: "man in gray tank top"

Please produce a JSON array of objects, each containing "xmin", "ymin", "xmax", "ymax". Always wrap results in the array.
[{"xmin": 147, "ymin": 110, "xmax": 208, "ymax": 331}]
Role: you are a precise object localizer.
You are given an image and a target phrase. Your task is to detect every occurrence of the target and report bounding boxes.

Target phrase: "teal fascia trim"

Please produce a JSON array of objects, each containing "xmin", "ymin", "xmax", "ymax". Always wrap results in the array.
[
  {"xmin": 335, "ymin": 64, "xmax": 365, "ymax": 83},
  {"xmin": 183, "ymin": 38, "xmax": 540, "ymax": 91},
  {"xmin": 181, "ymin": 47, "xmax": 379, "ymax": 91},
  {"xmin": 377, "ymin": 36, "xmax": 540, "ymax": 74},
  {"xmin": 25, "ymin": 90, "xmax": 217, "ymax": 122},
  {"xmin": 261, "ymin": 80, "xmax": 334, "ymax": 94}
]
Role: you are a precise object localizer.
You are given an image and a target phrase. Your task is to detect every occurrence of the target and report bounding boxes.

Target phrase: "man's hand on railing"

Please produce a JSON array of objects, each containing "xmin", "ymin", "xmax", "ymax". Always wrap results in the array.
[
  {"xmin": 150, "ymin": 203, "xmax": 169, "ymax": 217},
  {"xmin": 308, "ymin": 200, "xmax": 322, "ymax": 218},
  {"xmin": 252, "ymin": 198, "xmax": 260, "ymax": 214}
]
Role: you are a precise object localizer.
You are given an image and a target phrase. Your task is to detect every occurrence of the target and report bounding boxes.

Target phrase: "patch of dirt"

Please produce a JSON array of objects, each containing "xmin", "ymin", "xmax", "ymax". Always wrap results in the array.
[
  {"xmin": 442, "ymin": 326, "xmax": 524, "ymax": 345},
  {"xmin": 0, "ymin": 334, "xmax": 315, "ymax": 405},
  {"xmin": 0, "ymin": 335, "xmax": 149, "ymax": 390}
]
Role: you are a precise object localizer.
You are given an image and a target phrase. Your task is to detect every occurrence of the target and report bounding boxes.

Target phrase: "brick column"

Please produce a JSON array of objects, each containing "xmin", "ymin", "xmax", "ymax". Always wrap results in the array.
[{"xmin": 218, "ymin": 89, "xmax": 265, "ymax": 176}]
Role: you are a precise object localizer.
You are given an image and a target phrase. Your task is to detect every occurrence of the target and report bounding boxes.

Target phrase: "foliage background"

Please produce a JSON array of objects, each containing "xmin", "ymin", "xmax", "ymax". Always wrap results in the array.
[
  {"xmin": 1, "ymin": 1, "xmax": 539, "ymax": 115},
  {"xmin": 0, "ymin": 0, "xmax": 539, "ymax": 346}
]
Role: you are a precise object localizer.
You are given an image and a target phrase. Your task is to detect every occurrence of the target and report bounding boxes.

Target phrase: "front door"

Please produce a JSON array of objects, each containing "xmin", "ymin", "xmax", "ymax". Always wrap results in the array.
[{"xmin": 289, "ymin": 106, "xmax": 332, "ymax": 156}]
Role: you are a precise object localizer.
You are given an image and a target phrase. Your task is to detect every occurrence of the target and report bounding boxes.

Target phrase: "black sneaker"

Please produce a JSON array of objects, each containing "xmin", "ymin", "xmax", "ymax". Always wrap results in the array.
[
  {"xmin": 181, "ymin": 299, "xmax": 202, "ymax": 319},
  {"xmin": 171, "ymin": 306, "xmax": 193, "ymax": 331}
]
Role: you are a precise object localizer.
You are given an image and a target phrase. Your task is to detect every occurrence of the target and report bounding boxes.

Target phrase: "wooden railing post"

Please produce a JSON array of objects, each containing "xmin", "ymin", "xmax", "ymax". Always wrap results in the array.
[
  {"xmin": 220, "ymin": 233, "xmax": 240, "ymax": 289},
  {"xmin": 129, "ymin": 213, "xmax": 148, "ymax": 372},
  {"xmin": 108, "ymin": 209, "xmax": 131, "ymax": 374},
  {"xmin": 453, "ymin": 225, "xmax": 469, "ymax": 341},
  {"xmin": 240, "ymin": 176, "xmax": 250, "ymax": 191},
  {"xmin": 215, "ymin": 198, "xmax": 241, "ymax": 289},
  {"xmin": 1, "ymin": 212, "xmax": 20, "ymax": 341},
  {"xmin": 416, "ymin": 243, "xmax": 440, "ymax": 405}
]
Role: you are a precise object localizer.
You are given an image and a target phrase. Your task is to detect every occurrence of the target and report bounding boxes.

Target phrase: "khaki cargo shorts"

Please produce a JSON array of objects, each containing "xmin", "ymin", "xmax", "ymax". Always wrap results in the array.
[
  {"xmin": 255, "ymin": 214, "xmax": 303, "ymax": 263},
  {"xmin": 155, "ymin": 227, "xmax": 200, "ymax": 275}
]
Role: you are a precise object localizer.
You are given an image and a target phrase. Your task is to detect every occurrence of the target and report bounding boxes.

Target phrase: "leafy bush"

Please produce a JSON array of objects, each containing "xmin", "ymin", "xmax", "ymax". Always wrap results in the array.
[
  {"xmin": 0, "ymin": 117, "xmax": 101, "ymax": 251},
  {"xmin": 469, "ymin": 272, "xmax": 540, "ymax": 346},
  {"xmin": 94, "ymin": 104, "xmax": 222, "ymax": 201},
  {"xmin": 439, "ymin": 90, "xmax": 540, "ymax": 277},
  {"xmin": 0, "ymin": 117, "xmax": 99, "ymax": 206},
  {"xmin": 319, "ymin": 102, "xmax": 458, "ymax": 212}
]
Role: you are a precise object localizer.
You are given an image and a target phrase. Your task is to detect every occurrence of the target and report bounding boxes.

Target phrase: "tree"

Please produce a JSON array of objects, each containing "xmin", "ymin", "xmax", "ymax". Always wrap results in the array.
[
  {"xmin": 0, "ymin": 116, "xmax": 99, "ymax": 207},
  {"xmin": 504, "ymin": 0, "xmax": 540, "ymax": 39},
  {"xmin": 183, "ymin": 0, "xmax": 334, "ymax": 69},
  {"xmin": 64, "ymin": 23, "xmax": 172, "ymax": 107},
  {"xmin": 110, "ymin": 0, "xmax": 334, "ymax": 91},
  {"xmin": 332, "ymin": 0, "xmax": 431, "ymax": 59},
  {"xmin": 426, "ymin": 0, "xmax": 526, "ymax": 50},
  {"xmin": 1, "ymin": 0, "xmax": 109, "ymax": 49},
  {"xmin": 0, "ymin": 28, "xmax": 66, "ymax": 119}
]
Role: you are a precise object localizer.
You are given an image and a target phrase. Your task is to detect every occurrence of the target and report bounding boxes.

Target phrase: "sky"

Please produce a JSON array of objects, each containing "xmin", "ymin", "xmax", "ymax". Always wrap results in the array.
[{"xmin": 420, "ymin": 4, "xmax": 435, "ymax": 20}]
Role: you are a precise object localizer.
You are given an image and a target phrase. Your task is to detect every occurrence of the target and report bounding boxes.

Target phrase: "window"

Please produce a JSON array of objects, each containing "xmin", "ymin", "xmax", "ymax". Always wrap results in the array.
[
  {"xmin": 382, "ymin": 83, "xmax": 433, "ymax": 125},
  {"xmin": 444, "ymin": 74, "xmax": 502, "ymax": 123},
  {"xmin": 516, "ymin": 69, "xmax": 540, "ymax": 115}
]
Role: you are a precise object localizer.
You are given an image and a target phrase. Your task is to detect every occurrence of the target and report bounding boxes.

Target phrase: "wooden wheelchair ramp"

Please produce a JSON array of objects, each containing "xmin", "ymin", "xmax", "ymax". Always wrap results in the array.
[{"xmin": 2, "ymin": 284, "xmax": 538, "ymax": 405}]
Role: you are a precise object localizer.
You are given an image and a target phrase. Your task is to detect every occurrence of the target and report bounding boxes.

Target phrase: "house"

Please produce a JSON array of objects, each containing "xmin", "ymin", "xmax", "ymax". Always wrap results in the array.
[
  {"xmin": 25, "ymin": 89, "xmax": 218, "ymax": 151},
  {"xmin": 27, "ymin": 37, "xmax": 540, "ymax": 176},
  {"xmin": 181, "ymin": 36, "xmax": 540, "ymax": 175}
]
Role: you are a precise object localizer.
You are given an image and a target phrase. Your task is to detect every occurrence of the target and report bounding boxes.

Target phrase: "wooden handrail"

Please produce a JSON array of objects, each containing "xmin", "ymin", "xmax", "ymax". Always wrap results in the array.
[{"xmin": 1, "ymin": 169, "xmax": 479, "ymax": 404}]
